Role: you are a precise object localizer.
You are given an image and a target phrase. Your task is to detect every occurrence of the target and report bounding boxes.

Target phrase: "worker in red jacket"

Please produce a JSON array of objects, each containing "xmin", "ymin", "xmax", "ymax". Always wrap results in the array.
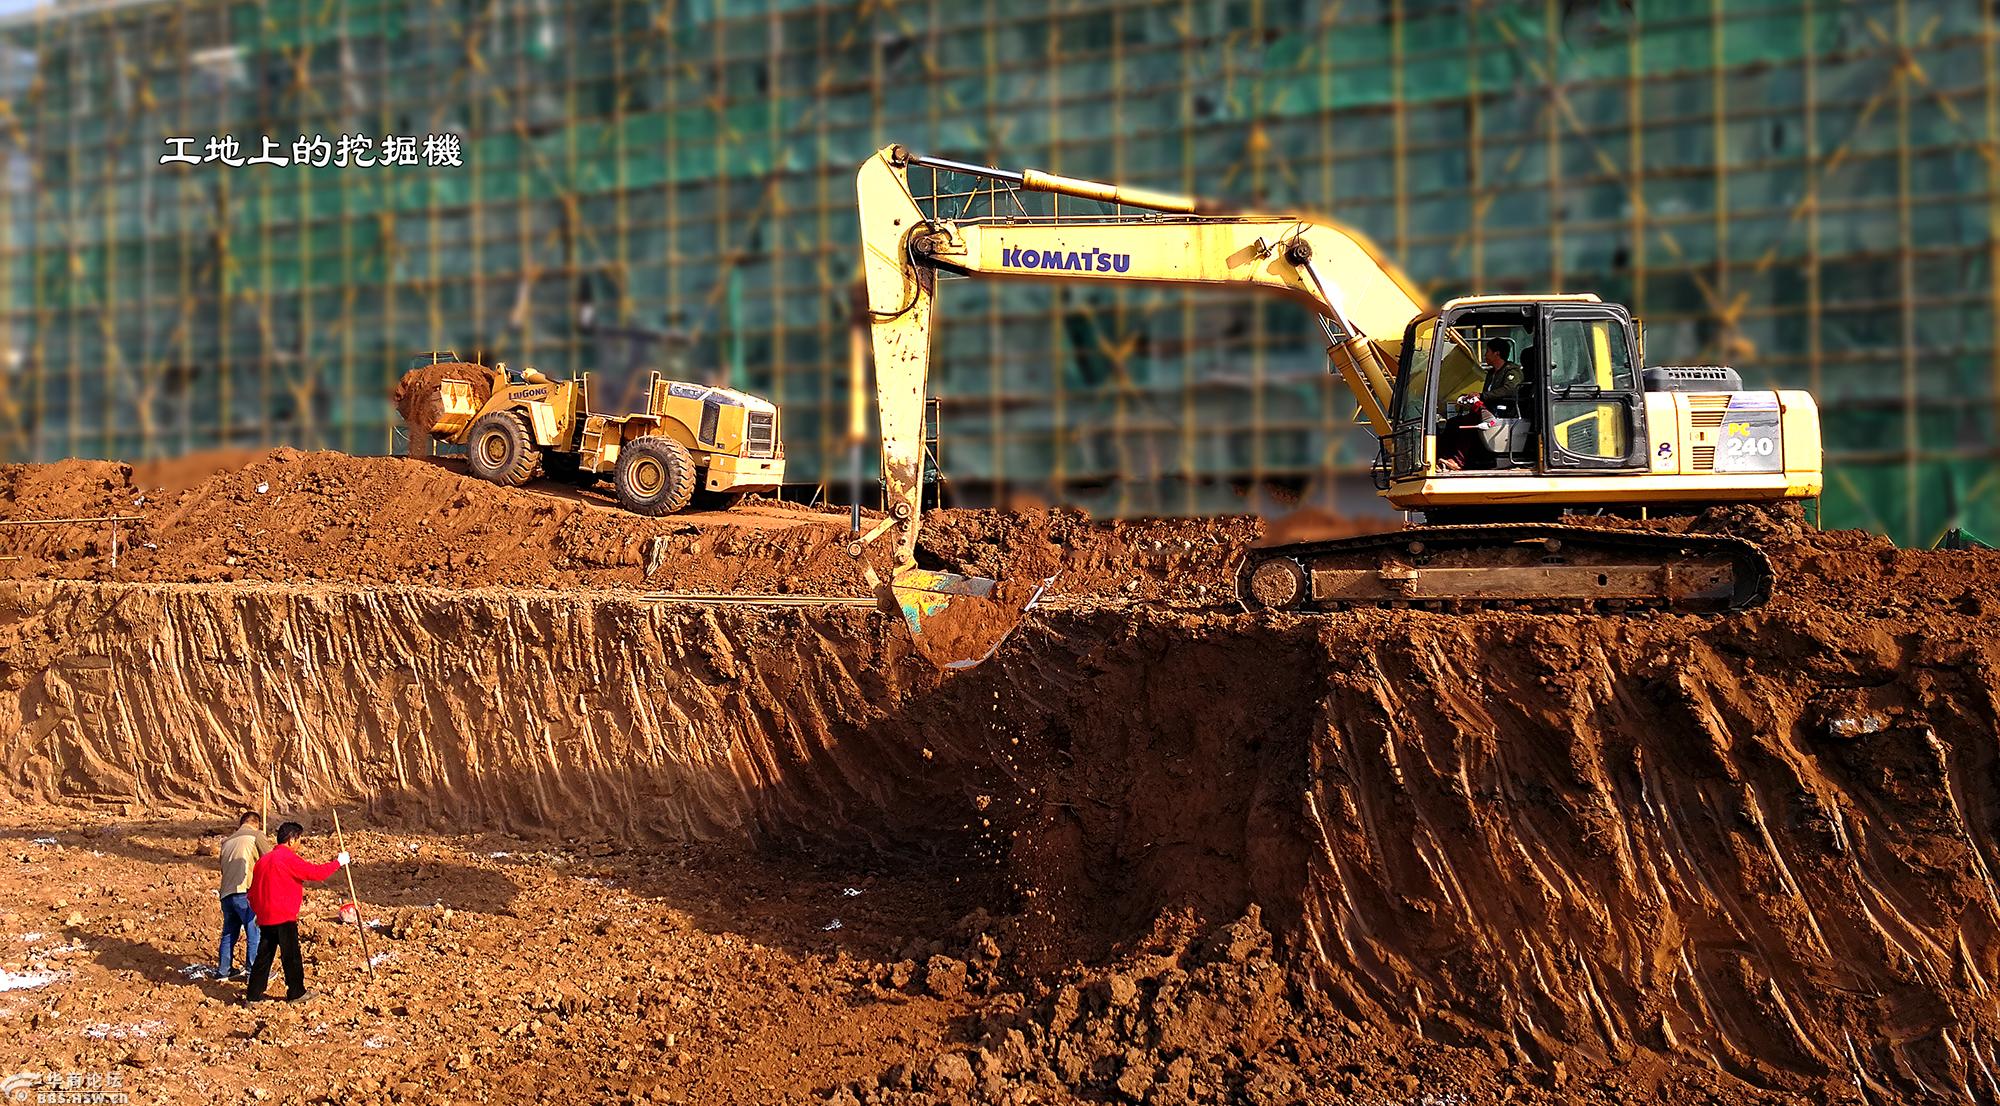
[{"xmin": 244, "ymin": 821, "xmax": 348, "ymax": 1003}]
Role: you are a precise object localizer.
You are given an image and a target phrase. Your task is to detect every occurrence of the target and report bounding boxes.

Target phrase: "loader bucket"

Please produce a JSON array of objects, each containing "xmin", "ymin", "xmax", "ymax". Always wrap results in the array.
[
  {"xmin": 434, "ymin": 379, "xmax": 481, "ymax": 435},
  {"xmin": 886, "ymin": 567, "xmax": 1056, "ymax": 670}
]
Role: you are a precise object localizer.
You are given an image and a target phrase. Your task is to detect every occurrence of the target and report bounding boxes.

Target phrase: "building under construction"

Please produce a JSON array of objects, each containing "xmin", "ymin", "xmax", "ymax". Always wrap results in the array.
[{"xmin": 0, "ymin": 0, "xmax": 1993, "ymax": 544}]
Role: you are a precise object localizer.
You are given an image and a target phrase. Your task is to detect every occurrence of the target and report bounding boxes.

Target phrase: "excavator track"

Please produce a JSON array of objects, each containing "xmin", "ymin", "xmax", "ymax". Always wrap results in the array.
[{"xmin": 1234, "ymin": 523, "xmax": 1774, "ymax": 614}]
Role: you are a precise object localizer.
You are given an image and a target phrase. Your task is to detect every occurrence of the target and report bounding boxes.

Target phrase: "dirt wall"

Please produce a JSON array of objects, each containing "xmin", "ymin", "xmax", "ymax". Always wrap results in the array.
[
  {"xmin": 5, "ymin": 573, "xmax": 1999, "ymax": 1099},
  {"xmin": 966, "ymin": 605, "xmax": 2000, "ymax": 1100},
  {"xmin": 0, "ymin": 581, "xmax": 947, "ymax": 845}
]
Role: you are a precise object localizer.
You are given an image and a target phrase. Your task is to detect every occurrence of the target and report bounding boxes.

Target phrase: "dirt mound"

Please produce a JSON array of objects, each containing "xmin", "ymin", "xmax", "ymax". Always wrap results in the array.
[
  {"xmin": 0, "ymin": 458, "xmax": 137, "ymax": 521},
  {"xmin": 842, "ymin": 908, "xmax": 1295, "ymax": 1105},
  {"xmin": 8, "ymin": 448, "xmax": 1986, "ymax": 623},
  {"xmin": 1253, "ymin": 504, "xmax": 1378, "ymax": 547},
  {"xmin": 1547, "ymin": 500, "xmax": 1997, "ymax": 628},
  {"xmin": 128, "ymin": 448, "xmax": 264, "ymax": 496},
  {"xmin": 392, "ymin": 362, "xmax": 493, "ymax": 431},
  {"xmin": 0, "ymin": 459, "xmax": 144, "ymax": 565},
  {"xmin": 916, "ymin": 507, "xmax": 1266, "ymax": 604},
  {"xmin": 798, "ymin": 569, "xmax": 1998, "ymax": 1102},
  {"xmin": 0, "ymin": 449, "xmax": 1307, "ymax": 603},
  {"xmin": 987, "ymin": 601, "xmax": 2000, "ymax": 1100},
  {"xmin": 1, "ymin": 448, "xmax": 869, "ymax": 592}
]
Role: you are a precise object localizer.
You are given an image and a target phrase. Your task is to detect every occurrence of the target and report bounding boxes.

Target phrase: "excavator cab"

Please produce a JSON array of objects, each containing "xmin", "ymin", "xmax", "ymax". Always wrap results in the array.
[{"xmin": 1383, "ymin": 298, "xmax": 1650, "ymax": 492}]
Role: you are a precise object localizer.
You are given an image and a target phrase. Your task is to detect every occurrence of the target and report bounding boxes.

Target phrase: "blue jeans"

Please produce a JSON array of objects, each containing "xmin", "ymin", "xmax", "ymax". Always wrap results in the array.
[{"xmin": 218, "ymin": 892, "xmax": 260, "ymax": 976}]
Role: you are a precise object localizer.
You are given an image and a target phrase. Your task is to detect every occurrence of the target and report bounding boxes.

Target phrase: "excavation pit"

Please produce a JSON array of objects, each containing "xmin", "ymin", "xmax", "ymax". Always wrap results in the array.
[{"xmin": 2, "ymin": 449, "xmax": 1997, "ymax": 1103}]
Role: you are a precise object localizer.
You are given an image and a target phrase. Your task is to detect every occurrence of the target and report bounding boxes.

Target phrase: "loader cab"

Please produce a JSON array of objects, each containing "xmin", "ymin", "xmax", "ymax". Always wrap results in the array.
[{"xmin": 1384, "ymin": 299, "xmax": 1650, "ymax": 481}]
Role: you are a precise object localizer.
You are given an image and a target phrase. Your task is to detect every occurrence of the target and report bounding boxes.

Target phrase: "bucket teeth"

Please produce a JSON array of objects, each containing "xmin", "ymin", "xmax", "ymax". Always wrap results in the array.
[
  {"xmin": 895, "ymin": 569, "xmax": 999, "ymax": 600},
  {"xmin": 889, "ymin": 570, "xmax": 999, "ymax": 637}
]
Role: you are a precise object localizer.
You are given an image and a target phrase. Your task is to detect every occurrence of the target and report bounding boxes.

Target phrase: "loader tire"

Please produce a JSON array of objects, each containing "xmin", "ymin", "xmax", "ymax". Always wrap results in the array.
[
  {"xmin": 541, "ymin": 451, "xmax": 601, "ymax": 487},
  {"xmin": 467, "ymin": 412, "xmax": 540, "ymax": 487},
  {"xmin": 614, "ymin": 436, "xmax": 696, "ymax": 516}
]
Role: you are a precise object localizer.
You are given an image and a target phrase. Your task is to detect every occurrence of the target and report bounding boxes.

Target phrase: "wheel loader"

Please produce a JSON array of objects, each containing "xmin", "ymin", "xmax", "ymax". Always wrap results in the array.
[
  {"xmin": 401, "ymin": 352, "xmax": 785, "ymax": 515},
  {"xmin": 851, "ymin": 145, "xmax": 1826, "ymax": 652}
]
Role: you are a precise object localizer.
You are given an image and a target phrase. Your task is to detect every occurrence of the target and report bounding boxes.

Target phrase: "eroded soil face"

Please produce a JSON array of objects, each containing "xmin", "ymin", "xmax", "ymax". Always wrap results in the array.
[{"xmin": 3, "ymin": 449, "xmax": 1999, "ymax": 1105}]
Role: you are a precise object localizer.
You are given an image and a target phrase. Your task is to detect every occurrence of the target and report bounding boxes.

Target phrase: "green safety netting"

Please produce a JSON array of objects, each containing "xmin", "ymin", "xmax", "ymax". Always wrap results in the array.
[{"xmin": 0, "ymin": 0, "xmax": 1995, "ymax": 543}]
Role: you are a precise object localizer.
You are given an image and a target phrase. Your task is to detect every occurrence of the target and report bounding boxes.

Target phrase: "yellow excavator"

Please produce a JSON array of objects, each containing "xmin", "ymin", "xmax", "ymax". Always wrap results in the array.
[{"xmin": 852, "ymin": 144, "xmax": 1823, "ymax": 638}]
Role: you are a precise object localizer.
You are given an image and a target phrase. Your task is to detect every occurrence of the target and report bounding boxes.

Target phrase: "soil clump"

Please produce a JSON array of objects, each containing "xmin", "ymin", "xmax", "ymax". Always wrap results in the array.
[{"xmin": 392, "ymin": 362, "xmax": 494, "ymax": 432}]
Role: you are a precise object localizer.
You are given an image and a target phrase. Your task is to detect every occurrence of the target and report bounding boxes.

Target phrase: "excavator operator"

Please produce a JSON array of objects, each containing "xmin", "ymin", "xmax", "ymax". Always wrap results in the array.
[
  {"xmin": 1438, "ymin": 335, "xmax": 1533, "ymax": 471},
  {"xmin": 1480, "ymin": 337, "xmax": 1524, "ymax": 412}
]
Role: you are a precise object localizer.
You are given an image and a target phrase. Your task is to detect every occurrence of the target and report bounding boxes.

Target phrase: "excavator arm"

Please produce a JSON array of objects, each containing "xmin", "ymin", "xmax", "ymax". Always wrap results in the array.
[{"xmin": 857, "ymin": 143, "xmax": 1431, "ymax": 580}]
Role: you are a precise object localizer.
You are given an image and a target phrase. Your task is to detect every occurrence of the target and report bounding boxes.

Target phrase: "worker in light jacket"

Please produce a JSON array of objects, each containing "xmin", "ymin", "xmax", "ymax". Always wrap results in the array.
[
  {"xmin": 244, "ymin": 821, "xmax": 348, "ymax": 1003},
  {"xmin": 216, "ymin": 811, "xmax": 270, "ymax": 981}
]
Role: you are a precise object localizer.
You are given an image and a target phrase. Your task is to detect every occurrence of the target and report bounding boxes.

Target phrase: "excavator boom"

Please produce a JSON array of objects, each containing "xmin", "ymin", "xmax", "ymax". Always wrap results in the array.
[{"xmin": 860, "ymin": 142, "xmax": 1427, "ymax": 572}]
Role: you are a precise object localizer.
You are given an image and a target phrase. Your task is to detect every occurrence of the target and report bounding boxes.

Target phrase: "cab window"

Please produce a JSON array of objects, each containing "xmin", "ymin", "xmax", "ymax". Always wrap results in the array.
[
  {"xmin": 1395, "ymin": 318, "xmax": 1438, "ymax": 423},
  {"xmin": 1546, "ymin": 319, "xmax": 1635, "ymax": 392},
  {"xmin": 1545, "ymin": 317, "xmax": 1636, "ymax": 462}
]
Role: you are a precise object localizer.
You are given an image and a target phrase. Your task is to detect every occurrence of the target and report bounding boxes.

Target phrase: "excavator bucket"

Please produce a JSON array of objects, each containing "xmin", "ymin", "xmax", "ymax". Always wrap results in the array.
[
  {"xmin": 889, "ymin": 568, "xmax": 998, "ymax": 628},
  {"xmin": 883, "ymin": 566, "xmax": 1055, "ymax": 671}
]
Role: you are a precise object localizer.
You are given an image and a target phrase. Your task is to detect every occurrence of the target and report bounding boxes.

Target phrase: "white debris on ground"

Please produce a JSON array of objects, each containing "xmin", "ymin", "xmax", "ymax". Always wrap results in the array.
[
  {"xmin": 83, "ymin": 1020, "xmax": 164, "ymax": 1040},
  {"xmin": 0, "ymin": 969, "xmax": 62, "ymax": 992}
]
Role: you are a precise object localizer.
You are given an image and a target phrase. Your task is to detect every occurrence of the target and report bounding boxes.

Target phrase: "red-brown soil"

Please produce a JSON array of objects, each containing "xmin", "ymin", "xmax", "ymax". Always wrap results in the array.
[
  {"xmin": 2, "ymin": 450, "xmax": 1998, "ymax": 1104},
  {"xmin": 0, "ymin": 450, "xmax": 1271, "ymax": 600},
  {"xmin": 128, "ymin": 448, "xmax": 266, "ymax": 496},
  {"xmin": 0, "ymin": 808, "xmax": 989, "ymax": 1106},
  {"xmin": 392, "ymin": 363, "xmax": 494, "ymax": 432}
]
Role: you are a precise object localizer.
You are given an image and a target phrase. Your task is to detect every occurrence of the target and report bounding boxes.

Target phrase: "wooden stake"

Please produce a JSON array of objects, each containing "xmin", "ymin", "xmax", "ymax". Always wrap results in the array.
[{"xmin": 330, "ymin": 808, "xmax": 376, "ymax": 981}]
